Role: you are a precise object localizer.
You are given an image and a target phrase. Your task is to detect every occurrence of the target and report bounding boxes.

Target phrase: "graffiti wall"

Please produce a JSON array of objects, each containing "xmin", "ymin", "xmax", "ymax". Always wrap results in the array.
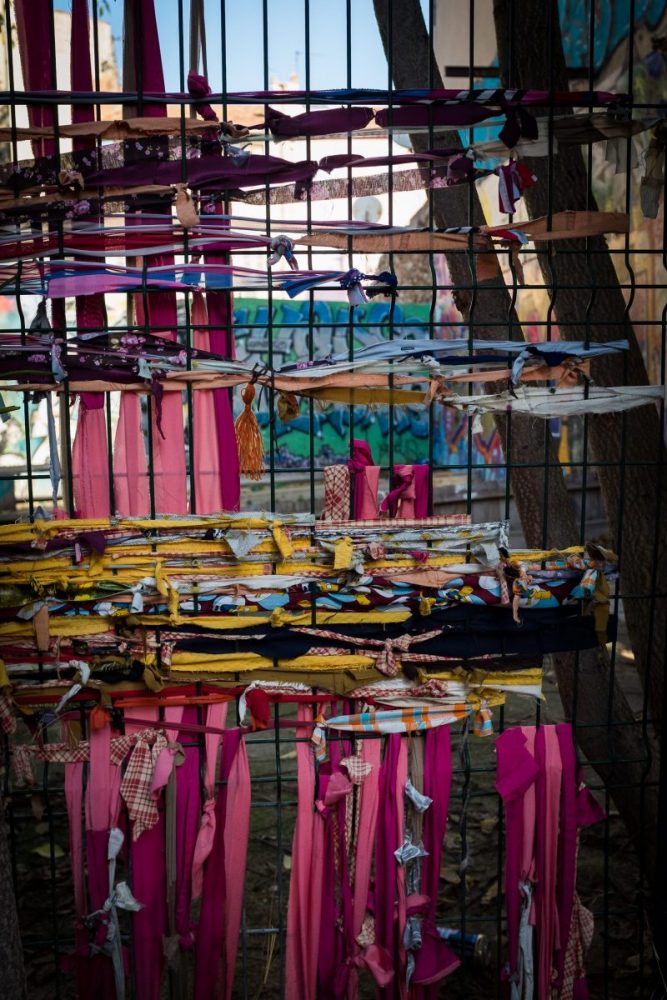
[{"xmin": 233, "ymin": 297, "xmax": 503, "ymax": 474}]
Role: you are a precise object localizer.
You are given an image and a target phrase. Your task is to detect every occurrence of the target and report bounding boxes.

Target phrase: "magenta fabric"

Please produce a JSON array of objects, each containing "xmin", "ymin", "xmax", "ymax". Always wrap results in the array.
[
  {"xmin": 374, "ymin": 734, "xmax": 409, "ymax": 1000},
  {"xmin": 83, "ymin": 723, "xmax": 124, "ymax": 999},
  {"xmin": 69, "ymin": 0, "xmax": 111, "ymax": 519},
  {"xmin": 496, "ymin": 727, "xmax": 540, "ymax": 983},
  {"xmin": 13, "ymin": 0, "xmax": 55, "ymax": 157},
  {"xmin": 554, "ymin": 724, "xmax": 578, "ymax": 991},
  {"xmin": 202, "ymin": 162, "xmax": 241, "ymax": 510},
  {"xmin": 191, "ymin": 293, "xmax": 223, "ymax": 513},
  {"xmin": 348, "ymin": 440, "xmax": 380, "ymax": 519},
  {"xmin": 162, "ymin": 706, "xmax": 201, "ymax": 959},
  {"xmin": 266, "ymin": 105, "xmax": 374, "ymax": 138},
  {"xmin": 124, "ymin": 707, "xmax": 167, "ymax": 1000},
  {"xmin": 381, "ymin": 465, "xmax": 429, "ymax": 519},
  {"xmin": 535, "ymin": 727, "xmax": 563, "ymax": 1000},
  {"xmin": 317, "ymin": 738, "xmax": 351, "ymax": 1000},
  {"xmin": 375, "ymin": 105, "xmax": 496, "ymax": 129},
  {"xmin": 126, "ymin": 0, "xmax": 187, "ymax": 515},
  {"xmin": 191, "ymin": 701, "xmax": 228, "ymax": 900},
  {"xmin": 194, "ymin": 727, "xmax": 243, "ymax": 998},
  {"xmin": 352, "ymin": 740, "xmax": 382, "ymax": 941},
  {"xmin": 86, "ymin": 153, "xmax": 319, "ymax": 191},
  {"xmin": 223, "ymin": 734, "xmax": 251, "ymax": 999},
  {"xmin": 286, "ymin": 705, "xmax": 325, "ymax": 1000},
  {"xmin": 412, "ymin": 726, "xmax": 460, "ymax": 993},
  {"xmin": 64, "ymin": 761, "xmax": 92, "ymax": 999}
]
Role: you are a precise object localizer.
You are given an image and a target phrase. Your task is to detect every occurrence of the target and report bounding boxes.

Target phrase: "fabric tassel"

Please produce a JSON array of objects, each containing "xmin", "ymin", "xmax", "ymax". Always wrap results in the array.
[
  {"xmin": 339, "ymin": 268, "xmax": 367, "ymax": 306},
  {"xmin": 268, "ymin": 235, "xmax": 299, "ymax": 271},
  {"xmin": 235, "ymin": 384, "xmax": 264, "ymax": 480}
]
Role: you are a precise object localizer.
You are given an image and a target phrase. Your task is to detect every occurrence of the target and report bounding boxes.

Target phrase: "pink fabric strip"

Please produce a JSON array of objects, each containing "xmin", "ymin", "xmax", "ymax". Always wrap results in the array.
[
  {"xmin": 535, "ymin": 726, "xmax": 563, "ymax": 999},
  {"xmin": 193, "ymin": 727, "xmax": 244, "ymax": 998},
  {"xmin": 348, "ymin": 440, "xmax": 380, "ymax": 520},
  {"xmin": 413, "ymin": 726, "xmax": 460, "ymax": 995},
  {"xmin": 204, "ymin": 199, "xmax": 241, "ymax": 512},
  {"xmin": 84, "ymin": 722, "xmax": 123, "ymax": 998},
  {"xmin": 223, "ymin": 736, "xmax": 251, "ymax": 999},
  {"xmin": 351, "ymin": 740, "xmax": 382, "ymax": 940},
  {"xmin": 113, "ymin": 393, "xmax": 150, "ymax": 515},
  {"xmin": 191, "ymin": 292, "xmax": 223, "ymax": 513},
  {"xmin": 375, "ymin": 733, "xmax": 409, "ymax": 1000},
  {"xmin": 124, "ymin": 705, "xmax": 167, "ymax": 1000},
  {"xmin": 86, "ymin": 723, "xmax": 122, "ymax": 832},
  {"xmin": 13, "ymin": 0, "xmax": 55, "ymax": 157},
  {"xmin": 64, "ymin": 761, "xmax": 86, "ymax": 918},
  {"xmin": 191, "ymin": 701, "xmax": 228, "ymax": 900},
  {"xmin": 496, "ymin": 725, "xmax": 539, "ymax": 984},
  {"xmin": 554, "ymin": 724, "xmax": 577, "ymax": 992},
  {"xmin": 286, "ymin": 705, "xmax": 325, "ymax": 1000},
  {"xmin": 395, "ymin": 739, "xmax": 408, "ymax": 1000},
  {"xmin": 70, "ymin": 0, "xmax": 111, "ymax": 519},
  {"xmin": 128, "ymin": 0, "xmax": 187, "ymax": 516},
  {"xmin": 64, "ymin": 760, "xmax": 91, "ymax": 999}
]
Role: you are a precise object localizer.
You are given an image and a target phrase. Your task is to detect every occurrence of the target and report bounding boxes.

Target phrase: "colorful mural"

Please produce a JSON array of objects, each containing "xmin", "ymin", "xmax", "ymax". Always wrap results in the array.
[{"xmin": 233, "ymin": 297, "xmax": 503, "ymax": 473}]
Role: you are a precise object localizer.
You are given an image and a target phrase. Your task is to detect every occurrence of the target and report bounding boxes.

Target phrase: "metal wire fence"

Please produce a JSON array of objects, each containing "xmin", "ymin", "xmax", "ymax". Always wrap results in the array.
[{"xmin": 0, "ymin": 0, "xmax": 665, "ymax": 997}]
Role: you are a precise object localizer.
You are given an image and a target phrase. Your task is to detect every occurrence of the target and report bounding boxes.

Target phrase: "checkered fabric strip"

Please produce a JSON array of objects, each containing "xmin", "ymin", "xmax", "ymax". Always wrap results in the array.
[
  {"xmin": 315, "ymin": 513, "xmax": 471, "ymax": 531},
  {"xmin": 340, "ymin": 754, "xmax": 374, "ymax": 784},
  {"xmin": 295, "ymin": 627, "xmax": 444, "ymax": 676},
  {"xmin": 0, "ymin": 690, "xmax": 16, "ymax": 734},
  {"xmin": 322, "ymin": 466, "xmax": 351, "ymax": 521},
  {"xmin": 120, "ymin": 729, "xmax": 168, "ymax": 841}
]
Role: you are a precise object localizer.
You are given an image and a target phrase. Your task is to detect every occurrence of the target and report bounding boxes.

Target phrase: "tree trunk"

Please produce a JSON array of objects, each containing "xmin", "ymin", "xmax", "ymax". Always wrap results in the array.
[
  {"xmin": 372, "ymin": 0, "xmax": 658, "ymax": 862},
  {"xmin": 493, "ymin": 0, "xmax": 667, "ymax": 723}
]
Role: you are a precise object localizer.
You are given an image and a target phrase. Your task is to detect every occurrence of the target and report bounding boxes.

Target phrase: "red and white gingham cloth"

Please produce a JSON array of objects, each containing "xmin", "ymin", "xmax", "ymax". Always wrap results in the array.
[
  {"xmin": 120, "ymin": 729, "xmax": 168, "ymax": 841},
  {"xmin": 340, "ymin": 754, "xmax": 374, "ymax": 784},
  {"xmin": 559, "ymin": 893, "xmax": 594, "ymax": 998},
  {"xmin": 11, "ymin": 729, "xmax": 158, "ymax": 797},
  {"xmin": 0, "ymin": 690, "xmax": 16, "ymax": 735},
  {"xmin": 321, "ymin": 465, "xmax": 351, "ymax": 521}
]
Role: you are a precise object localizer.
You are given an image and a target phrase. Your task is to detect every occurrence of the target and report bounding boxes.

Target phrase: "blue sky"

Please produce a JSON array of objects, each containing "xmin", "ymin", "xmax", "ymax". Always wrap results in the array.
[{"xmin": 54, "ymin": 0, "xmax": 431, "ymax": 92}]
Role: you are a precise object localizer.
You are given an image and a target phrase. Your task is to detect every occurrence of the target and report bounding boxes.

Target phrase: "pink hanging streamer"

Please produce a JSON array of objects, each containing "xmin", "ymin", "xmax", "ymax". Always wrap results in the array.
[
  {"xmin": 286, "ymin": 705, "xmax": 325, "ymax": 1000},
  {"xmin": 191, "ymin": 701, "xmax": 228, "ymax": 900},
  {"xmin": 191, "ymin": 292, "xmax": 223, "ymax": 513},
  {"xmin": 348, "ymin": 440, "xmax": 380, "ymax": 519},
  {"xmin": 124, "ymin": 705, "xmax": 169, "ymax": 1000}
]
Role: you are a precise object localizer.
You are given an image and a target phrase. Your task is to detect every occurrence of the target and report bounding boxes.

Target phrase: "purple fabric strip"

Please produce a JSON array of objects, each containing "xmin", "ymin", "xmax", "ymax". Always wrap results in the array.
[
  {"xmin": 375, "ymin": 104, "xmax": 496, "ymax": 129},
  {"xmin": 194, "ymin": 727, "xmax": 242, "ymax": 998},
  {"xmin": 267, "ymin": 106, "xmax": 375, "ymax": 137},
  {"xmin": 316, "ymin": 744, "xmax": 346, "ymax": 999},
  {"xmin": 174, "ymin": 707, "xmax": 201, "ymax": 949},
  {"xmin": 374, "ymin": 734, "xmax": 403, "ymax": 1000},
  {"xmin": 69, "ymin": 0, "xmax": 111, "ymax": 520},
  {"xmin": 554, "ymin": 724, "xmax": 577, "ymax": 992},
  {"xmin": 13, "ymin": 0, "xmax": 55, "ymax": 157},
  {"xmin": 131, "ymin": 815, "xmax": 167, "ymax": 1000},
  {"xmin": 496, "ymin": 727, "xmax": 539, "ymax": 982},
  {"xmin": 413, "ymin": 727, "xmax": 460, "ymax": 994},
  {"xmin": 86, "ymin": 153, "xmax": 319, "ymax": 190},
  {"xmin": 202, "ymin": 146, "xmax": 240, "ymax": 510}
]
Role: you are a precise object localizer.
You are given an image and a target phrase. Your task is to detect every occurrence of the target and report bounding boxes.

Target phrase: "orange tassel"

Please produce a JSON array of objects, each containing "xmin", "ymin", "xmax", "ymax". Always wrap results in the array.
[{"xmin": 235, "ymin": 383, "xmax": 265, "ymax": 480}]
